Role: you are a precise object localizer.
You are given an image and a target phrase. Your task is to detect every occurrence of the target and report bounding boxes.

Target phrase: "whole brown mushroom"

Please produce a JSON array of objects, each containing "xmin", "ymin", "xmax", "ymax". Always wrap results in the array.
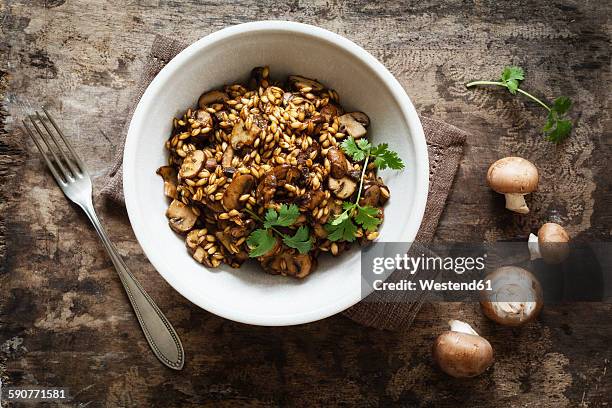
[
  {"xmin": 480, "ymin": 266, "xmax": 543, "ymax": 326},
  {"xmin": 487, "ymin": 157, "xmax": 539, "ymax": 214},
  {"xmin": 432, "ymin": 320, "xmax": 494, "ymax": 378},
  {"xmin": 528, "ymin": 222, "xmax": 570, "ymax": 264}
]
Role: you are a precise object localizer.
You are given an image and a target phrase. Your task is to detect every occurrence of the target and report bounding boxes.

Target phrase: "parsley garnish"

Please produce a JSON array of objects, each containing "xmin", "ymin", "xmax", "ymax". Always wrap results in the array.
[
  {"xmin": 326, "ymin": 137, "xmax": 403, "ymax": 242},
  {"xmin": 466, "ymin": 66, "xmax": 573, "ymax": 143},
  {"xmin": 245, "ymin": 204, "xmax": 312, "ymax": 257}
]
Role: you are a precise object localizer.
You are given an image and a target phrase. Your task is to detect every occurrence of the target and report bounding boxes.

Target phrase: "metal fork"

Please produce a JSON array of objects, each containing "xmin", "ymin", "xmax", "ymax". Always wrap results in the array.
[{"xmin": 24, "ymin": 108, "xmax": 184, "ymax": 370}]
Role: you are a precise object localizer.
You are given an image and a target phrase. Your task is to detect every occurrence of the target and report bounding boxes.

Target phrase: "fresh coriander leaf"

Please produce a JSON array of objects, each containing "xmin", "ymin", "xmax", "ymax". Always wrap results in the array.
[
  {"xmin": 264, "ymin": 204, "xmax": 300, "ymax": 228},
  {"xmin": 500, "ymin": 66, "xmax": 525, "ymax": 94},
  {"xmin": 551, "ymin": 96, "xmax": 572, "ymax": 115},
  {"xmin": 356, "ymin": 138, "xmax": 371, "ymax": 151},
  {"xmin": 354, "ymin": 205, "xmax": 382, "ymax": 232},
  {"xmin": 342, "ymin": 202, "xmax": 356, "ymax": 211},
  {"xmin": 246, "ymin": 229, "xmax": 277, "ymax": 257},
  {"xmin": 544, "ymin": 119, "xmax": 572, "ymax": 143},
  {"xmin": 341, "ymin": 137, "xmax": 367, "ymax": 161},
  {"xmin": 543, "ymin": 111, "xmax": 556, "ymax": 132},
  {"xmin": 370, "ymin": 143, "xmax": 405, "ymax": 170},
  {"xmin": 282, "ymin": 226, "xmax": 312, "ymax": 254},
  {"xmin": 326, "ymin": 217, "xmax": 358, "ymax": 242},
  {"xmin": 331, "ymin": 210, "xmax": 350, "ymax": 226}
]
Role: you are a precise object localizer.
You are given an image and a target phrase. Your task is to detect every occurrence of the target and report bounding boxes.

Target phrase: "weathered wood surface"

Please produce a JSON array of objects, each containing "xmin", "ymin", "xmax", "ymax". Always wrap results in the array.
[{"xmin": 1, "ymin": 0, "xmax": 610, "ymax": 406}]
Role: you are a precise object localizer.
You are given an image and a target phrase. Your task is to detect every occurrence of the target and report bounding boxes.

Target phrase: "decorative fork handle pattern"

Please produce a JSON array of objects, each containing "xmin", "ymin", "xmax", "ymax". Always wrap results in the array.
[{"xmin": 81, "ymin": 201, "xmax": 184, "ymax": 370}]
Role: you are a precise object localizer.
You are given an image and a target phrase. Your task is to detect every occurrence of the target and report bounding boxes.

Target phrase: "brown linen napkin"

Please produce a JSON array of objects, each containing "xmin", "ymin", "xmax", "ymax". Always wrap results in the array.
[{"xmin": 99, "ymin": 35, "xmax": 467, "ymax": 330}]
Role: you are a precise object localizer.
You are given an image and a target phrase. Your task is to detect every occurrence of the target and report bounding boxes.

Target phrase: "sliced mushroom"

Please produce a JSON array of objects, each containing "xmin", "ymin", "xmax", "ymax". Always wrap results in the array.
[
  {"xmin": 359, "ymin": 184, "xmax": 381, "ymax": 207},
  {"xmin": 327, "ymin": 147, "xmax": 348, "ymax": 178},
  {"xmin": 288, "ymin": 75, "xmax": 325, "ymax": 92},
  {"xmin": 166, "ymin": 199, "xmax": 197, "ymax": 233},
  {"xmin": 221, "ymin": 145, "xmax": 234, "ymax": 168},
  {"xmin": 338, "ymin": 113, "xmax": 367, "ymax": 139},
  {"xmin": 320, "ymin": 103, "xmax": 343, "ymax": 123},
  {"xmin": 205, "ymin": 158, "xmax": 218, "ymax": 171},
  {"xmin": 156, "ymin": 166, "xmax": 178, "ymax": 199},
  {"xmin": 192, "ymin": 109, "xmax": 213, "ymax": 129},
  {"xmin": 179, "ymin": 150, "xmax": 205, "ymax": 179},
  {"xmin": 256, "ymin": 165, "xmax": 301, "ymax": 204},
  {"xmin": 230, "ymin": 120, "xmax": 257, "ymax": 150},
  {"xmin": 348, "ymin": 111, "xmax": 370, "ymax": 127},
  {"xmin": 328, "ymin": 176, "xmax": 357, "ymax": 199},
  {"xmin": 262, "ymin": 251, "xmax": 315, "ymax": 278},
  {"xmin": 300, "ymin": 190, "xmax": 325, "ymax": 211},
  {"xmin": 222, "ymin": 174, "xmax": 255, "ymax": 210},
  {"xmin": 198, "ymin": 90, "xmax": 229, "ymax": 108}
]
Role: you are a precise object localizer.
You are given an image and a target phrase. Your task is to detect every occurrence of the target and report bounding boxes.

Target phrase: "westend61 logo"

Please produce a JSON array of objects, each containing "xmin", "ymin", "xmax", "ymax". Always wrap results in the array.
[{"xmin": 372, "ymin": 253, "xmax": 487, "ymax": 275}]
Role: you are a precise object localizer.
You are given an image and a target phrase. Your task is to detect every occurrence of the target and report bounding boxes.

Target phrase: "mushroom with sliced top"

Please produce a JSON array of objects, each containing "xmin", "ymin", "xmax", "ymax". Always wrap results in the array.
[
  {"xmin": 198, "ymin": 90, "xmax": 229, "ymax": 108},
  {"xmin": 328, "ymin": 176, "xmax": 357, "ymax": 199},
  {"xmin": 191, "ymin": 109, "xmax": 213, "ymax": 129},
  {"xmin": 338, "ymin": 113, "xmax": 367, "ymax": 139},
  {"xmin": 156, "ymin": 166, "xmax": 178, "ymax": 199},
  {"xmin": 230, "ymin": 120, "xmax": 258, "ymax": 150},
  {"xmin": 487, "ymin": 157, "xmax": 539, "ymax": 214},
  {"xmin": 179, "ymin": 150, "xmax": 205, "ymax": 179},
  {"xmin": 432, "ymin": 320, "xmax": 494, "ymax": 378},
  {"xmin": 166, "ymin": 199, "xmax": 198, "ymax": 233},
  {"xmin": 480, "ymin": 266, "xmax": 543, "ymax": 326},
  {"xmin": 327, "ymin": 147, "xmax": 348, "ymax": 178},
  {"xmin": 528, "ymin": 222, "xmax": 570, "ymax": 264},
  {"xmin": 288, "ymin": 75, "xmax": 325, "ymax": 92},
  {"xmin": 222, "ymin": 174, "xmax": 256, "ymax": 211}
]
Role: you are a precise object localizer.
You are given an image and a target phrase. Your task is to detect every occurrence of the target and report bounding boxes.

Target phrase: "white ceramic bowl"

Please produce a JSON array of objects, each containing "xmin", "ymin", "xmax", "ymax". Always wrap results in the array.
[{"xmin": 123, "ymin": 21, "xmax": 428, "ymax": 326}]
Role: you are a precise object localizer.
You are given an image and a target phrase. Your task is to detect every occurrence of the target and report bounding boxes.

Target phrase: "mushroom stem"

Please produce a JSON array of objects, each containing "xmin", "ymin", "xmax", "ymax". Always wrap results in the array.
[
  {"xmin": 449, "ymin": 319, "xmax": 479, "ymax": 335},
  {"xmin": 528, "ymin": 233, "xmax": 542, "ymax": 260},
  {"xmin": 504, "ymin": 193, "xmax": 529, "ymax": 214}
]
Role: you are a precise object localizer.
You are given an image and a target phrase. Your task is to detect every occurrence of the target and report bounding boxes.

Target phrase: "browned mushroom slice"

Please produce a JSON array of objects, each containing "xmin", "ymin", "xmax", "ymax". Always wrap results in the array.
[
  {"xmin": 156, "ymin": 166, "xmax": 178, "ymax": 199},
  {"xmin": 230, "ymin": 120, "xmax": 257, "ymax": 150},
  {"xmin": 320, "ymin": 103, "xmax": 343, "ymax": 123},
  {"xmin": 327, "ymin": 147, "xmax": 348, "ymax": 178},
  {"xmin": 328, "ymin": 176, "xmax": 357, "ymax": 199},
  {"xmin": 300, "ymin": 189, "xmax": 325, "ymax": 211},
  {"xmin": 288, "ymin": 75, "xmax": 326, "ymax": 92},
  {"xmin": 198, "ymin": 90, "xmax": 229, "ymax": 108},
  {"xmin": 166, "ymin": 199, "xmax": 197, "ymax": 233},
  {"xmin": 256, "ymin": 165, "xmax": 301, "ymax": 204},
  {"xmin": 205, "ymin": 158, "xmax": 218, "ymax": 172},
  {"xmin": 222, "ymin": 174, "xmax": 256, "ymax": 210},
  {"xmin": 347, "ymin": 111, "xmax": 370, "ymax": 127},
  {"xmin": 359, "ymin": 184, "xmax": 381, "ymax": 207},
  {"xmin": 221, "ymin": 145, "xmax": 234, "ymax": 168},
  {"xmin": 192, "ymin": 109, "xmax": 213, "ymax": 129},
  {"xmin": 179, "ymin": 150, "xmax": 205, "ymax": 179},
  {"xmin": 262, "ymin": 251, "xmax": 315, "ymax": 278},
  {"xmin": 338, "ymin": 113, "xmax": 367, "ymax": 139}
]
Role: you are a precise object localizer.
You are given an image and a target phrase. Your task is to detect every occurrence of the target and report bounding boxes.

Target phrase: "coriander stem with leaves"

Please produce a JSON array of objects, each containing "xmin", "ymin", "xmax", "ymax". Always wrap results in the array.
[
  {"xmin": 244, "ymin": 207, "xmax": 284, "ymax": 238},
  {"xmin": 465, "ymin": 80, "xmax": 552, "ymax": 111}
]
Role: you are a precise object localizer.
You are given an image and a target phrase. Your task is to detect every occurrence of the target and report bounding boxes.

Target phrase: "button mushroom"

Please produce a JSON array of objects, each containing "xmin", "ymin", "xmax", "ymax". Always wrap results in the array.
[
  {"xmin": 198, "ymin": 90, "xmax": 229, "ymax": 108},
  {"xmin": 222, "ymin": 174, "xmax": 256, "ymax": 211},
  {"xmin": 328, "ymin": 176, "xmax": 357, "ymax": 199},
  {"xmin": 156, "ymin": 166, "xmax": 178, "ymax": 199},
  {"xmin": 230, "ymin": 120, "xmax": 258, "ymax": 150},
  {"xmin": 432, "ymin": 320, "xmax": 494, "ymax": 378},
  {"xmin": 528, "ymin": 222, "xmax": 570, "ymax": 264},
  {"xmin": 179, "ymin": 150, "xmax": 205, "ymax": 179},
  {"xmin": 338, "ymin": 113, "xmax": 367, "ymax": 139},
  {"xmin": 480, "ymin": 266, "xmax": 543, "ymax": 326},
  {"xmin": 486, "ymin": 157, "xmax": 539, "ymax": 214},
  {"xmin": 166, "ymin": 199, "xmax": 197, "ymax": 233},
  {"xmin": 327, "ymin": 147, "xmax": 348, "ymax": 178},
  {"xmin": 288, "ymin": 75, "xmax": 325, "ymax": 92}
]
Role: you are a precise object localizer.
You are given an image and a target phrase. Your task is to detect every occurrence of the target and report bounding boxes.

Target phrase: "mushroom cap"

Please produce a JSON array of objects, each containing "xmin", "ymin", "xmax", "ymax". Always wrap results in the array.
[
  {"xmin": 538, "ymin": 223, "xmax": 570, "ymax": 264},
  {"xmin": 486, "ymin": 157, "xmax": 539, "ymax": 194},
  {"xmin": 433, "ymin": 331, "xmax": 494, "ymax": 378},
  {"xmin": 480, "ymin": 266, "xmax": 543, "ymax": 326}
]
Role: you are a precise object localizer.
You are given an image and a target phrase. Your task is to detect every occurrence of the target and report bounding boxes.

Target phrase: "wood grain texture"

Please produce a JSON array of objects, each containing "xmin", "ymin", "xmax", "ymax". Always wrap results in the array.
[{"xmin": 0, "ymin": 0, "xmax": 610, "ymax": 406}]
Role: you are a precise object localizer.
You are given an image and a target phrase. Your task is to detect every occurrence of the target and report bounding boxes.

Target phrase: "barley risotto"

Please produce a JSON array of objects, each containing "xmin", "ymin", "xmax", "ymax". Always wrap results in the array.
[{"xmin": 157, "ymin": 66, "xmax": 403, "ymax": 278}]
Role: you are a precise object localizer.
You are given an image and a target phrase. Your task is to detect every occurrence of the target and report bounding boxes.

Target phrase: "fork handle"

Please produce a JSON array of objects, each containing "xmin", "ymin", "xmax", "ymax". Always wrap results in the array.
[{"xmin": 81, "ymin": 202, "xmax": 184, "ymax": 370}]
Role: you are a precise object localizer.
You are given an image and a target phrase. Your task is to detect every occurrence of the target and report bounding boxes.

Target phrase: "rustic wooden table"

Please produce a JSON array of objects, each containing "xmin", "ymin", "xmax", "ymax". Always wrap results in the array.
[{"xmin": 1, "ymin": 1, "xmax": 610, "ymax": 406}]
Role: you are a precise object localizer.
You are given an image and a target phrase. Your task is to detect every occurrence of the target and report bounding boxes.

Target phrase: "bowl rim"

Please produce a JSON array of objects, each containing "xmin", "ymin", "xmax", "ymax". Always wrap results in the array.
[{"xmin": 123, "ymin": 20, "xmax": 429, "ymax": 326}]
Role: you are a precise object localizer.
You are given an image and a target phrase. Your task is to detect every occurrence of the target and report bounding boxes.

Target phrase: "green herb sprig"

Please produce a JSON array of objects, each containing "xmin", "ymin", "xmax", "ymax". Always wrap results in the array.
[
  {"xmin": 325, "ymin": 137, "xmax": 404, "ymax": 242},
  {"xmin": 466, "ymin": 66, "xmax": 573, "ymax": 143},
  {"xmin": 245, "ymin": 204, "xmax": 312, "ymax": 257}
]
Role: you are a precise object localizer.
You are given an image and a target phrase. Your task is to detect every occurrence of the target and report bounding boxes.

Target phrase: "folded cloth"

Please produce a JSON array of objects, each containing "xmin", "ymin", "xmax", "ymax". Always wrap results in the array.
[{"xmin": 99, "ymin": 34, "xmax": 467, "ymax": 331}]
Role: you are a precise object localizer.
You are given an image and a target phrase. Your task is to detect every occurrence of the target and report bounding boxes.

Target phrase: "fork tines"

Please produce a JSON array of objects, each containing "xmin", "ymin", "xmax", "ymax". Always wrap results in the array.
[{"xmin": 23, "ymin": 108, "xmax": 86, "ymax": 185}]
